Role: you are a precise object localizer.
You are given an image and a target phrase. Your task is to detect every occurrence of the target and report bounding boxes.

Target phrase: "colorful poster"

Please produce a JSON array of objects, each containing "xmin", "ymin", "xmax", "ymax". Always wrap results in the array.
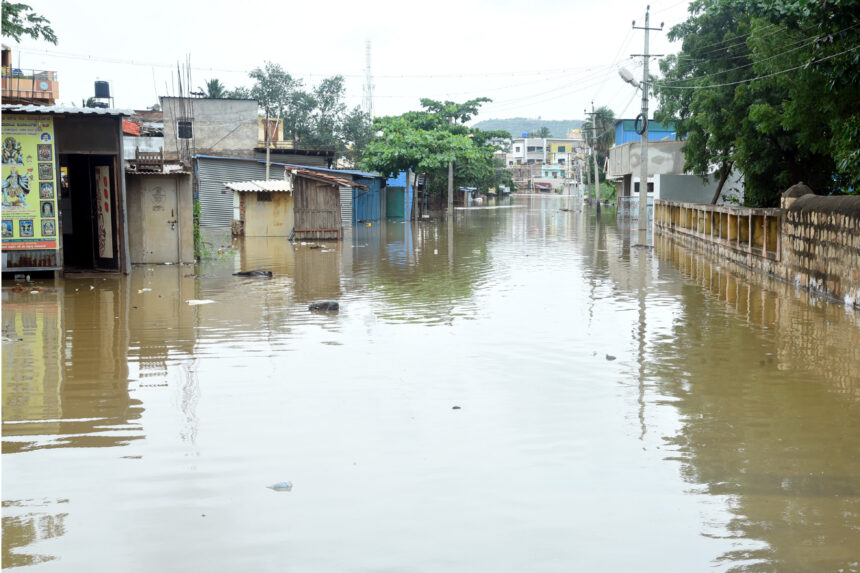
[
  {"xmin": 95, "ymin": 165, "xmax": 113, "ymax": 258},
  {"xmin": 2, "ymin": 115, "xmax": 58, "ymax": 251}
]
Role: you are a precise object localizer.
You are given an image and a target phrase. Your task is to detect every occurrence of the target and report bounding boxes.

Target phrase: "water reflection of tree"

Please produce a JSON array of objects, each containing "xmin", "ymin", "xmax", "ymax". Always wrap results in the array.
[
  {"xmin": 352, "ymin": 215, "xmax": 505, "ymax": 324},
  {"xmin": 649, "ymin": 242, "xmax": 860, "ymax": 572}
]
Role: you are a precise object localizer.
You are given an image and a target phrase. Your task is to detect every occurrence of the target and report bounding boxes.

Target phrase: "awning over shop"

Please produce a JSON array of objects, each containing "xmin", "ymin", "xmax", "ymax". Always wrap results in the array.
[{"xmin": 224, "ymin": 180, "xmax": 294, "ymax": 193}]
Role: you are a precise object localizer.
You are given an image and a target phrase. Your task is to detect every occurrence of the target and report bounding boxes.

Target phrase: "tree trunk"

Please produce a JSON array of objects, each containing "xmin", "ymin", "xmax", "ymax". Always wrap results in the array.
[{"xmin": 710, "ymin": 162, "xmax": 733, "ymax": 205}]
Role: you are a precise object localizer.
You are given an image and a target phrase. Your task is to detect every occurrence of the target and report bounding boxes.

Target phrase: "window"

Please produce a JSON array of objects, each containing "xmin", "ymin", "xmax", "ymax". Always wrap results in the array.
[
  {"xmin": 527, "ymin": 146, "xmax": 535, "ymax": 152},
  {"xmin": 177, "ymin": 120, "xmax": 193, "ymax": 139},
  {"xmin": 557, "ymin": 145, "xmax": 565, "ymax": 152},
  {"xmin": 536, "ymin": 147, "xmax": 544, "ymax": 152},
  {"xmin": 515, "ymin": 146, "xmax": 521, "ymax": 152},
  {"xmin": 257, "ymin": 192, "xmax": 273, "ymax": 202}
]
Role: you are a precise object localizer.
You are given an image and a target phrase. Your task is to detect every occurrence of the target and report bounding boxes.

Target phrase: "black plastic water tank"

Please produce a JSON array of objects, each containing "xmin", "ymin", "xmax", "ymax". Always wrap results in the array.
[{"xmin": 94, "ymin": 81, "xmax": 110, "ymax": 99}]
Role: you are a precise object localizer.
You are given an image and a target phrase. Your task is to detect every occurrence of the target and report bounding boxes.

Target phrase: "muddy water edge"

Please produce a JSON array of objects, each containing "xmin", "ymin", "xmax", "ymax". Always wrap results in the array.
[{"xmin": 3, "ymin": 195, "xmax": 859, "ymax": 572}]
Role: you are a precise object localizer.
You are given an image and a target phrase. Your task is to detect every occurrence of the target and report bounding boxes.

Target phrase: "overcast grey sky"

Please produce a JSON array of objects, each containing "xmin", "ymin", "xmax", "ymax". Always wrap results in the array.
[{"xmin": 7, "ymin": 0, "xmax": 692, "ymax": 123}]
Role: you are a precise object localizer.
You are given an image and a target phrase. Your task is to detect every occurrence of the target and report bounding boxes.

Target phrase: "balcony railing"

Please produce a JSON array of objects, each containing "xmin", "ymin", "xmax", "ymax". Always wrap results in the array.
[{"xmin": 1, "ymin": 67, "xmax": 59, "ymax": 103}]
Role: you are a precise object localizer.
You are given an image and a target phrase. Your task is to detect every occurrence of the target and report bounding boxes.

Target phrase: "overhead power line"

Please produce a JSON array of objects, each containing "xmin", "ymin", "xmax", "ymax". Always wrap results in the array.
[
  {"xmin": 654, "ymin": 43, "xmax": 860, "ymax": 89},
  {"xmin": 659, "ymin": 22, "xmax": 860, "ymax": 85}
]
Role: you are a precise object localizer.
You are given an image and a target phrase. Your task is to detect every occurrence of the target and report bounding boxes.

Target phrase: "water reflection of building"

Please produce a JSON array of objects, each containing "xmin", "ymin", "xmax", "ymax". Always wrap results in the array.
[
  {"xmin": 2, "ymin": 277, "xmax": 142, "ymax": 453},
  {"xmin": 650, "ymin": 235, "xmax": 860, "ymax": 571}
]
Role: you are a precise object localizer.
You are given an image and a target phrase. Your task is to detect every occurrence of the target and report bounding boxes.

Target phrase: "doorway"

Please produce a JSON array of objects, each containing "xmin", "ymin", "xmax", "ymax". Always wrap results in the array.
[{"xmin": 60, "ymin": 154, "xmax": 120, "ymax": 271}]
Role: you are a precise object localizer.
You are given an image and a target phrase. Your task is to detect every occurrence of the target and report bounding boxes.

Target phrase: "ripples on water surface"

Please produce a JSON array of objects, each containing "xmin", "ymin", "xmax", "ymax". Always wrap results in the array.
[{"xmin": 3, "ymin": 196, "xmax": 859, "ymax": 572}]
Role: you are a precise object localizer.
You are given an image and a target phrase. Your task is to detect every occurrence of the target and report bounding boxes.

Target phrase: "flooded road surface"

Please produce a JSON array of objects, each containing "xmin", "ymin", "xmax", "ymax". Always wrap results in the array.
[{"xmin": 3, "ymin": 195, "xmax": 859, "ymax": 572}]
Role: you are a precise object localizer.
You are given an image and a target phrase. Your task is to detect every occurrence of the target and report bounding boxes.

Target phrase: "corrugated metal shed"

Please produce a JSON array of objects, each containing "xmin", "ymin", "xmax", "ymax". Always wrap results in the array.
[
  {"xmin": 225, "ymin": 180, "xmax": 293, "ymax": 193},
  {"xmin": 1, "ymin": 104, "xmax": 133, "ymax": 116},
  {"xmin": 194, "ymin": 154, "xmax": 382, "ymax": 179},
  {"xmin": 352, "ymin": 177, "xmax": 382, "ymax": 222},
  {"xmin": 196, "ymin": 155, "xmax": 373, "ymax": 229},
  {"xmin": 197, "ymin": 157, "xmax": 269, "ymax": 227}
]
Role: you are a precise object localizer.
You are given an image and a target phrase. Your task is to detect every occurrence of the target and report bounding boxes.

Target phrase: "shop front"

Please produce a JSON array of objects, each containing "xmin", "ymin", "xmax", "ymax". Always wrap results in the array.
[{"xmin": 1, "ymin": 105, "xmax": 130, "ymax": 275}]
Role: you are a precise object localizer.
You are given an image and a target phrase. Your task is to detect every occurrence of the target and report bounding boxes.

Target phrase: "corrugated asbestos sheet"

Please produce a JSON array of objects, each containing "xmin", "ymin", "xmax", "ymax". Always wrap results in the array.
[
  {"xmin": 197, "ymin": 157, "xmax": 267, "ymax": 227},
  {"xmin": 1, "ymin": 104, "xmax": 133, "ymax": 116},
  {"xmin": 339, "ymin": 186, "xmax": 353, "ymax": 229},
  {"xmin": 224, "ymin": 180, "xmax": 292, "ymax": 193}
]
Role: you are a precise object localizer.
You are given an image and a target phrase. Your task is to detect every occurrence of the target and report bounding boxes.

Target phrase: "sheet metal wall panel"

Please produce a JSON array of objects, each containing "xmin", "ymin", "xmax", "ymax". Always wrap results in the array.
[
  {"xmin": 197, "ymin": 158, "xmax": 267, "ymax": 227},
  {"xmin": 352, "ymin": 177, "xmax": 381, "ymax": 222},
  {"xmin": 339, "ymin": 186, "xmax": 353, "ymax": 229}
]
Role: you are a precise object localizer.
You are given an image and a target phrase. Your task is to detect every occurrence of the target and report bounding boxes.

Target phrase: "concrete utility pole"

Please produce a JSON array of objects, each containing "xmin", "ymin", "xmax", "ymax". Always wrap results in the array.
[
  {"xmin": 632, "ymin": 6, "xmax": 663, "ymax": 245},
  {"xmin": 584, "ymin": 106, "xmax": 600, "ymax": 214},
  {"xmin": 448, "ymin": 161, "xmax": 453, "ymax": 214},
  {"xmin": 591, "ymin": 102, "xmax": 601, "ymax": 215}
]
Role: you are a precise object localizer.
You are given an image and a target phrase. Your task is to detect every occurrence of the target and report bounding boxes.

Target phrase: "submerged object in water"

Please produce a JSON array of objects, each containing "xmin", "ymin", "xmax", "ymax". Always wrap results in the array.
[
  {"xmin": 233, "ymin": 270, "xmax": 273, "ymax": 277},
  {"xmin": 309, "ymin": 300, "xmax": 339, "ymax": 312}
]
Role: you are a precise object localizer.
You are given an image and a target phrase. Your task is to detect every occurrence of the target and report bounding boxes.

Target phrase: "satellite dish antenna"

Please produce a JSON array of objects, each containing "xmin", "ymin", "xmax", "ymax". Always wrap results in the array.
[{"xmin": 618, "ymin": 68, "xmax": 637, "ymax": 87}]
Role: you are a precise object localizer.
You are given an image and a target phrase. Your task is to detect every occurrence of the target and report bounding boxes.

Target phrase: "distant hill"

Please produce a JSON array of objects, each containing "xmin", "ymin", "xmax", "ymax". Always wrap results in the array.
[{"xmin": 472, "ymin": 118, "xmax": 585, "ymax": 138}]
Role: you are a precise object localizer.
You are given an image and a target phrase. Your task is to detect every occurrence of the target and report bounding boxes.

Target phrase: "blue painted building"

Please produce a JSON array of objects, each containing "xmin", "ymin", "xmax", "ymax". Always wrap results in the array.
[
  {"xmin": 385, "ymin": 172, "xmax": 413, "ymax": 219},
  {"xmin": 614, "ymin": 119, "xmax": 677, "ymax": 146}
]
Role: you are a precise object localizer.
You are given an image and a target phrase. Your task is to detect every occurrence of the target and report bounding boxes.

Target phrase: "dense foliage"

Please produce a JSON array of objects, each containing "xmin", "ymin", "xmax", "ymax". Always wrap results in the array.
[
  {"xmin": 229, "ymin": 61, "xmax": 373, "ymax": 165},
  {"xmin": 655, "ymin": 0, "xmax": 859, "ymax": 206},
  {"xmin": 1, "ymin": 1, "xmax": 56, "ymax": 44},
  {"xmin": 361, "ymin": 98, "xmax": 513, "ymax": 194},
  {"xmin": 582, "ymin": 106, "xmax": 615, "ymax": 183}
]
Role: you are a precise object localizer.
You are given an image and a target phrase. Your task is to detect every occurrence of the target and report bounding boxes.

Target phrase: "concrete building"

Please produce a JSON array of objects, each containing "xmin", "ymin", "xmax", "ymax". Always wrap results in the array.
[
  {"xmin": 608, "ymin": 118, "xmax": 743, "ymax": 211},
  {"xmin": 507, "ymin": 137, "xmax": 546, "ymax": 165},
  {"xmin": 161, "ymin": 96, "xmax": 258, "ymax": 161}
]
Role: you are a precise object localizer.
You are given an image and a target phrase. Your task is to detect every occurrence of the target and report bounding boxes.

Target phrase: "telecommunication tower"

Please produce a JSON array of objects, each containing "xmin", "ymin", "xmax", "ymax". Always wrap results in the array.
[{"xmin": 362, "ymin": 40, "xmax": 374, "ymax": 119}]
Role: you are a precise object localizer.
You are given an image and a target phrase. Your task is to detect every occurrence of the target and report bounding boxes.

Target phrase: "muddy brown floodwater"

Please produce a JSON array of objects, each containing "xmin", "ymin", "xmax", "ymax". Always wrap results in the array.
[{"xmin": 3, "ymin": 195, "xmax": 859, "ymax": 572}]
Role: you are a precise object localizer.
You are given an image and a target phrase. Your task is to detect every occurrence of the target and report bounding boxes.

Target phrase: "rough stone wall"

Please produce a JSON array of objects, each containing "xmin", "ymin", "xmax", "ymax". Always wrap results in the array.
[
  {"xmin": 783, "ymin": 195, "xmax": 860, "ymax": 307},
  {"xmin": 655, "ymin": 194, "xmax": 860, "ymax": 309}
]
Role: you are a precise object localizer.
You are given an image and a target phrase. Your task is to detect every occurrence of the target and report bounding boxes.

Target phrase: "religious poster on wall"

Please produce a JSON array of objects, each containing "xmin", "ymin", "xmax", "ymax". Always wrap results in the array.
[
  {"xmin": 1, "ymin": 115, "xmax": 58, "ymax": 251},
  {"xmin": 95, "ymin": 165, "xmax": 113, "ymax": 259}
]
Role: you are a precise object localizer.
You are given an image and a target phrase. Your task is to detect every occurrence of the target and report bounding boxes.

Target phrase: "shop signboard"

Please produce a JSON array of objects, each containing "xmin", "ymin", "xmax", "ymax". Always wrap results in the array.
[{"xmin": 2, "ymin": 115, "xmax": 59, "ymax": 252}]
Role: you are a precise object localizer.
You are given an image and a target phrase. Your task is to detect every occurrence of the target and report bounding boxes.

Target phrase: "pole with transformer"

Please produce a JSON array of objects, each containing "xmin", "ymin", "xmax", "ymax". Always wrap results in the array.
[{"xmin": 632, "ymin": 6, "xmax": 663, "ymax": 244}]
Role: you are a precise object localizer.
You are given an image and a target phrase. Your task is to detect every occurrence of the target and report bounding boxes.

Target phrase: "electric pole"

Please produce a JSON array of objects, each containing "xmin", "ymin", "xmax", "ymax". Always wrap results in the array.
[
  {"xmin": 584, "ymin": 106, "xmax": 601, "ymax": 214},
  {"xmin": 632, "ymin": 6, "xmax": 663, "ymax": 245}
]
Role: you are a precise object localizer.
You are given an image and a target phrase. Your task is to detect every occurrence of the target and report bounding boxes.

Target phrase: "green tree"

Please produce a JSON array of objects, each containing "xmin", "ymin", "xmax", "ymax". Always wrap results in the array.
[
  {"xmin": 582, "ymin": 106, "xmax": 615, "ymax": 182},
  {"xmin": 1, "ymin": 1, "xmax": 56, "ymax": 44},
  {"xmin": 340, "ymin": 106, "xmax": 373, "ymax": 166},
  {"xmin": 362, "ymin": 98, "xmax": 509, "ymax": 196},
  {"xmin": 655, "ymin": 0, "xmax": 859, "ymax": 205},
  {"xmin": 199, "ymin": 79, "xmax": 227, "ymax": 98},
  {"xmin": 528, "ymin": 126, "xmax": 552, "ymax": 138},
  {"xmin": 654, "ymin": 1, "xmax": 756, "ymax": 203}
]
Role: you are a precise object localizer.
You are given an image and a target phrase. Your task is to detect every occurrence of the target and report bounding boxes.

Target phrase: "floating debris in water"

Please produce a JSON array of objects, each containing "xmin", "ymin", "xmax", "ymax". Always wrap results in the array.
[
  {"xmin": 186, "ymin": 299, "xmax": 216, "ymax": 306},
  {"xmin": 267, "ymin": 481, "xmax": 293, "ymax": 492},
  {"xmin": 605, "ymin": 354, "xmax": 616, "ymax": 361},
  {"xmin": 233, "ymin": 270, "xmax": 272, "ymax": 277},
  {"xmin": 309, "ymin": 300, "xmax": 339, "ymax": 312},
  {"xmin": 138, "ymin": 288, "xmax": 152, "ymax": 293},
  {"xmin": 452, "ymin": 405, "xmax": 461, "ymax": 410}
]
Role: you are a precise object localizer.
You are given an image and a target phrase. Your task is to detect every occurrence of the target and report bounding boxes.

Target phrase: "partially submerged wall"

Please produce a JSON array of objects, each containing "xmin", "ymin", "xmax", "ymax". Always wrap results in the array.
[
  {"xmin": 655, "ymin": 193, "xmax": 860, "ymax": 309},
  {"xmin": 783, "ymin": 195, "xmax": 860, "ymax": 307}
]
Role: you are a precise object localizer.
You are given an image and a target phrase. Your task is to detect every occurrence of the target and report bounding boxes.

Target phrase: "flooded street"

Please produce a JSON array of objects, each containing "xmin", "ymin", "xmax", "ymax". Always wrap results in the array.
[{"xmin": 3, "ymin": 195, "xmax": 859, "ymax": 572}]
